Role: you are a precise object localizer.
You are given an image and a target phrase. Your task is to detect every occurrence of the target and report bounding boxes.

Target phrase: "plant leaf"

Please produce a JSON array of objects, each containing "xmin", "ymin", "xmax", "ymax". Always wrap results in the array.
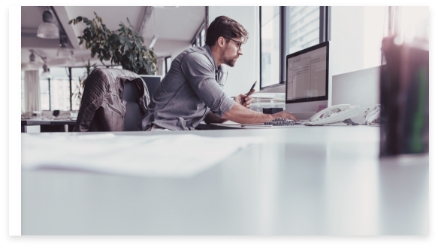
[{"xmin": 73, "ymin": 12, "xmax": 156, "ymax": 75}]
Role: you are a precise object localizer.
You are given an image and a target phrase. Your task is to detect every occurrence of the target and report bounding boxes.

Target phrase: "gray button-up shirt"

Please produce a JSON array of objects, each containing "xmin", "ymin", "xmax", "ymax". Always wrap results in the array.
[{"xmin": 139, "ymin": 45, "xmax": 235, "ymax": 131}]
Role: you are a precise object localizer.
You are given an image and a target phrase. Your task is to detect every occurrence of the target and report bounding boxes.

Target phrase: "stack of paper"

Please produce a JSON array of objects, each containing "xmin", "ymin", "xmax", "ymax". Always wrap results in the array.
[{"xmin": 21, "ymin": 134, "xmax": 264, "ymax": 177}]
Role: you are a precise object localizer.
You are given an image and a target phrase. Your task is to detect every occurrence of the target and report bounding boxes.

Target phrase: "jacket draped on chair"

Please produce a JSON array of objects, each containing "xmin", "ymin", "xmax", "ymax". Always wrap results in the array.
[{"xmin": 74, "ymin": 68, "xmax": 150, "ymax": 132}]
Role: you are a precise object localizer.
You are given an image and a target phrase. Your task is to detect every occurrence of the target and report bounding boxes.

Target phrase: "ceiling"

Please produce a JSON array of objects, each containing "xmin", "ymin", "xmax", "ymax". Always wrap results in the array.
[{"xmin": 21, "ymin": 6, "xmax": 206, "ymax": 68}]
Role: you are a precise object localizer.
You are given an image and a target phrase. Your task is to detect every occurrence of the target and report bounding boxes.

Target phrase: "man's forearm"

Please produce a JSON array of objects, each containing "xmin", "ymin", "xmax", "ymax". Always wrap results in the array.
[
  {"xmin": 204, "ymin": 111, "xmax": 228, "ymax": 124},
  {"xmin": 222, "ymin": 103, "xmax": 274, "ymax": 124}
]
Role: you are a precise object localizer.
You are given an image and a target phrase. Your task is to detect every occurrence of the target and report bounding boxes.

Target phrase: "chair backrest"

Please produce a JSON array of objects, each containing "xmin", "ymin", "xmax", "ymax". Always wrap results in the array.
[
  {"xmin": 123, "ymin": 81, "xmax": 144, "ymax": 131},
  {"xmin": 75, "ymin": 68, "xmax": 149, "ymax": 132},
  {"xmin": 140, "ymin": 75, "xmax": 161, "ymax": 98}
]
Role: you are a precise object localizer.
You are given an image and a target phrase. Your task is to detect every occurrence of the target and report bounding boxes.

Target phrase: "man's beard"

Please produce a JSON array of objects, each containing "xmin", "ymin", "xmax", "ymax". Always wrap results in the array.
[
  {"xmin": 224, "ymin": 56, "xmax": 237, "ymax": 67},
  {"xmin": 221, "ymin": 46, "xmax": 238, "ymax": 67}
]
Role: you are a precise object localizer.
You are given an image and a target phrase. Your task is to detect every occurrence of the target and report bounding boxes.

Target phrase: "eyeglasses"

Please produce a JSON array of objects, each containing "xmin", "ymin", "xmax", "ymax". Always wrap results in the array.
[{"xmin": 222, "ymin": 36, "xmax": 242, "ymax": 50}]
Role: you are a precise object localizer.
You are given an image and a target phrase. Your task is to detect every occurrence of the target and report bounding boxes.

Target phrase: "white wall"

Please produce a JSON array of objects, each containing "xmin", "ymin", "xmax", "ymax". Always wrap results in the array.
[
  {"xmin": 209, "ymin": 6, "xmax": 259, "ymax": 97},
  {"xmin": 331, "ymin": 7, "xmax": 365, "ymax": 76},
  {"xmin": 363, "ymin": 7, "xmax": 386, "ymax": 69},
  {"xmin": 331, "ymin": 6, "xmax": 386, "ymax": 76}
]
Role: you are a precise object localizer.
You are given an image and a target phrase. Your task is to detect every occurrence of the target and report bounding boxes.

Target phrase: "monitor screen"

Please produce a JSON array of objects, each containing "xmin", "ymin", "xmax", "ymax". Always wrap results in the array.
[{"xmin": 286, "ymin": 41, "xmax": 329, "ymax": 103}]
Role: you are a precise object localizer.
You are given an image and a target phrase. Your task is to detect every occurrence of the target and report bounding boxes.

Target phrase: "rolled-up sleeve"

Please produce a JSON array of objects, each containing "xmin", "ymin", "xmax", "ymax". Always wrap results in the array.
[{"xmin": 180, "ymin": 52, "xmax": 234, "ymax": 117}]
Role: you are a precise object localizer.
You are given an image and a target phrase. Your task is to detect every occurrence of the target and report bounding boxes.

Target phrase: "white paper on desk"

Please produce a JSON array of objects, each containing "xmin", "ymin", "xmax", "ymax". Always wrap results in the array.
[{"xmin": 22, "ymin": 134, "xmax": 264, "ymax": 177}]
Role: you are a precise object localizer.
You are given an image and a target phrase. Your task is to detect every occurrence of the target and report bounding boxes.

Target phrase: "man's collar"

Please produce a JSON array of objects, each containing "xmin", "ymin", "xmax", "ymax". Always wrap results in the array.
[{"xmin": 203, "ymin": 44, "xmax": 222, "ymax": 72}]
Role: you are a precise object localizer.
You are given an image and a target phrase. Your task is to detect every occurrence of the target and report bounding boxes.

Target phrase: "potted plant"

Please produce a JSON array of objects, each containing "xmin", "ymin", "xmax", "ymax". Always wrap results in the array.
[
  {"xmin": 69, "ymin": 12, "xmax": 157, "ymax": 75},
  {"xmin": 71, "ymin": 59, "xmax": 97, "ymax": 104}
]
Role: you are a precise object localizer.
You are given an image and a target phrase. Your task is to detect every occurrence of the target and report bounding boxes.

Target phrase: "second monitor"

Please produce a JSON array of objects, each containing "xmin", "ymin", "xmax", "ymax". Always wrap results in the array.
[{"xmin": 285, "ymin": 41, "xmax": 330, "ymax": 120}]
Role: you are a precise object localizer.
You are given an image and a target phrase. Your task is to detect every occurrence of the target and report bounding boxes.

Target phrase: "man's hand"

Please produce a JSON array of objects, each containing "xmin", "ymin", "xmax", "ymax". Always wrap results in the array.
[
  {"xmin": 272, "ymin": 111, "xmax": 299, "ymax": 122},
  {"xmin": 222, "ymin": 103, "xmax": 298, "ymax": 124},
  {"xmin": 234, "ymin": 88, "xmax": 255, "ymax": 109}
]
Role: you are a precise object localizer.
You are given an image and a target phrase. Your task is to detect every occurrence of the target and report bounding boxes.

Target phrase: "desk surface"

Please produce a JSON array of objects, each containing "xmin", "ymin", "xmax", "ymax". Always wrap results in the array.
[
  {"xmin": 21, "ymin": 126, "xmax": 428, "ymax": 235},
  {"xmin": 21, "ymin": 118, "xmax": 76, "ymax": 125}
]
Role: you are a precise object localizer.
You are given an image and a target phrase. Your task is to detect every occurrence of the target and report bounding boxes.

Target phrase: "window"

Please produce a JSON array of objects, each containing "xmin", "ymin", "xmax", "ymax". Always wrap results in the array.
[
  {"xmin": 49, "ymin": 67, "xmax": 71, "ymax": 111},
  {"xmin": 40, "ymin": 76, "xmax": 50, "ymax": 110},
  {"xmin": 21, "ymin": 71, "xmax": 25, "ymax": 113},
  {"xmin": 285, "ymin": 6, "xmax": 320, "ymax": 54},
  {"xmin": 35, "ymin": 66, "xmax": 90, "ymax": 111},
  {"xmin": 191, "ymin": 22, "xmax": 207, "ymax": 47},
  {"xmin": 71, "ymin": 67, "xmax": 86, "ymax": 111},
  {"xmin": 260, "ymin": 7, "xmax": 280, "ymax": 88},
  {"xmin": 25, "ymin": 65, "xmax": 124, "ymax": 111},
  {"xmin": 23, "ymin": 65, "xmax": 135, "ymax": 111},
  {"xmin": 260, "ymin": 6, "xmax": 329, "ymax": 89},
  {"xmin": 200, "ymin": 29, "xmax": 206, "ymax": 46}
]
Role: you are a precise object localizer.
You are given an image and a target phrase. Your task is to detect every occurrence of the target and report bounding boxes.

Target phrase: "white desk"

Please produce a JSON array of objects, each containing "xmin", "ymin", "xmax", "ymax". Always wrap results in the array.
[
  {"xmin": 21, "ymin": 126, "xmax": 428, "ymax": 235},
  {"xmin": 21, "ymin": 118, "xmax": 76, "ymax": 132}
]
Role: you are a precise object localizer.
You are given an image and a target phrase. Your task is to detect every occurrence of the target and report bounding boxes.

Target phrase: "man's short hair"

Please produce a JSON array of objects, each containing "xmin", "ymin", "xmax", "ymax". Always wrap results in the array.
[{"xmin": 205, "ymin": 16, "xmax": 248, "ymax": 47}]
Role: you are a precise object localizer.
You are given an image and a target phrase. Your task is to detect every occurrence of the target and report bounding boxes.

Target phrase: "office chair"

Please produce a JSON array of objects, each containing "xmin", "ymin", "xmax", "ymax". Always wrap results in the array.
[
  {"xmin": 122, "ymin": 80, "xmax": 145, "ymax": 131},
  {"xmin": 139, "ymin": 76, "xmax": 161, "ymax": 98},
  {"xmin": 74, "ymin": 68, "xmax": 150, "ymax": 132}
]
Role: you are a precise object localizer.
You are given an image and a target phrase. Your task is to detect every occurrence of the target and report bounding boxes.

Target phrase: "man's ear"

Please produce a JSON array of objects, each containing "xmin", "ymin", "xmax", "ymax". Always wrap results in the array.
[{"xmin": 217, "ymin": 36, "xmax": 226, "ymax": 48}]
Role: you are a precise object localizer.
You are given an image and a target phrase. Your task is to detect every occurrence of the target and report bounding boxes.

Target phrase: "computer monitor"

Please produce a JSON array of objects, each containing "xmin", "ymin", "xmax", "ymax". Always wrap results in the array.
[{"xmin": 285, "ymin": 41, "xmax": 330, "ymax": 119}]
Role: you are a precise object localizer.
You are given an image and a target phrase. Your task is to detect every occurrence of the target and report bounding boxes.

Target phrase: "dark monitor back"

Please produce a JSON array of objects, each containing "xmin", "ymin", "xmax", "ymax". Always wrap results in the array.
[{"xmin": 140, "ymin": 76, "xmax": 161, "ymax": 97}]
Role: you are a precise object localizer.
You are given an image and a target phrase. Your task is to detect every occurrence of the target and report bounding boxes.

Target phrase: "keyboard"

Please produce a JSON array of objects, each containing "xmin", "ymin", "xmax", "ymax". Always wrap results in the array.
[
  {"xmin": 264, "ymin": 118, "xmax": 297, "ymax": 126},
  {"xmin": 240, "ymin": 118, "xmax": 303, "ymax": 128}
]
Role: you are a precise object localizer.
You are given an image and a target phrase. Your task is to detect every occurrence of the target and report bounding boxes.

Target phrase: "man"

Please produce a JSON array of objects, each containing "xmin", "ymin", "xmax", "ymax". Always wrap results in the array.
[{"xmin": 139, "ymin": 16, "xmax": 297, "ymax": 131}]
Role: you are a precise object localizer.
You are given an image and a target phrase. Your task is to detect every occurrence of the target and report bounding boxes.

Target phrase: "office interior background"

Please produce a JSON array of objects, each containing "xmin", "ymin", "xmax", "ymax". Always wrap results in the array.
[
  {"xmin": 16, "ymin": 6, "xmax": 430, "ymax": 236},
  {"xmin": 21, "ymin": 6, "xmax": 429, "ymax": 114}
]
